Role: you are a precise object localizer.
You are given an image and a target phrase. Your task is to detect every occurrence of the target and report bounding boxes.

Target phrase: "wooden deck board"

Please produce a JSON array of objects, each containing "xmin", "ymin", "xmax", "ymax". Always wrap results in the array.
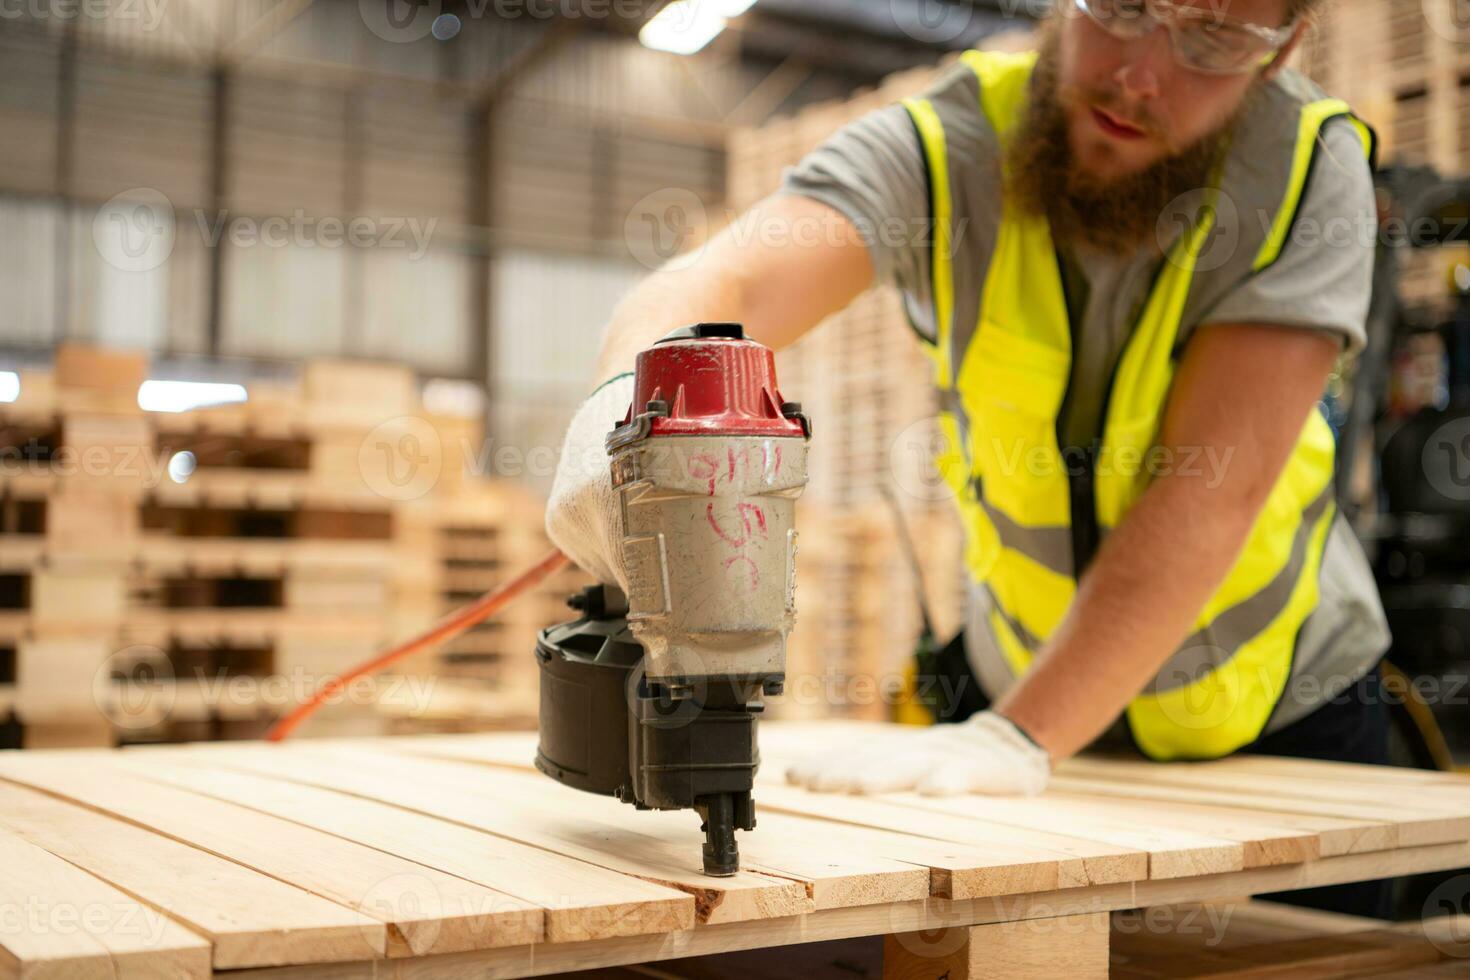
[
  {"xmin": 142, "ymin": 743, "xmax": 813, "ymax": 927},
  {"xmin": 114, "ymin": 758, "xmax": 698, "ymax": 944},
  {"xmin": 0, "ymin": 825, "xmax": 212, "ymax": 980},
  {"xmin": 374, "ymin": 732, "xmax": 1157, "ymax": 893},
  {"xmin": 387, "ymin": 729, "xmax": 1249, "ymax": 880},
  {"xmin": 1059, "ymin": 757, "xmax": 1470, "ymax": 846},
  {"xmin": 0, "ymin": 756, "xmax": 542, "ymax": 959},
  {"xmin": 0, "ymin": 782, "xmax": 385, "ymax": 970}
]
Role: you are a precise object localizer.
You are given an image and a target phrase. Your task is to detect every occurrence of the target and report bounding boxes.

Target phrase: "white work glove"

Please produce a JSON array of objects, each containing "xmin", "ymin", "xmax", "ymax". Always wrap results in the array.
[
  {"xmin": 546, "ymin": 374, "xmax": 636, "ymax": 591},
  {"xmin": 784, "ymin": 711, "xmax": 1051, "ymax": 797}
]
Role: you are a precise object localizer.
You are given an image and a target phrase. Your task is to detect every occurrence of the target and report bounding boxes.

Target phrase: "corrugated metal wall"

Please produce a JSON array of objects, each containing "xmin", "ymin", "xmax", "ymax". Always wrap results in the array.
[
  {"xmin": 0, "ymin": 28, "xmax": 61, "ymax": 196},
  {"xmin": 489, "ymin": 249, "xmax": 644, "ymax": 490},
  {"xmin": 0, "ymin": 199, "xmax": 60, "ymax": 346},
  {"xmin": 0, "ymin": 5, "xmax": 755, "ymax": 476}
]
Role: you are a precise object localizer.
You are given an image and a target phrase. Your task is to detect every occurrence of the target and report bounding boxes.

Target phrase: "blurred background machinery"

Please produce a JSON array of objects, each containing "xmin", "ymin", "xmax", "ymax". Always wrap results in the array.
[
  {"xmin": 1355, "ymin": 166, "xmax": 1470, "ymax": 770},
  {"xmin": 0, "ymin": 0, "xmax": 1469, "ymax": 759}
]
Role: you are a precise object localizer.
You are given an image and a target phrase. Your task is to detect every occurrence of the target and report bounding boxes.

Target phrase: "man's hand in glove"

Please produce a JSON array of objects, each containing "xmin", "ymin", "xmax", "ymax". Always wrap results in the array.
[
  {"xmin": 545, "ymin": 374, "xmax": 636, "ymax": 590},
  {"xmin": 783, "ymin": 710, "xmax": 1051, "ymax": 797}
]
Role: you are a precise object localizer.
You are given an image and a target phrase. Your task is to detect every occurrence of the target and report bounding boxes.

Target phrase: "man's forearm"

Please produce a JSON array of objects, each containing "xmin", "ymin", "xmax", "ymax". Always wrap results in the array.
[
  {"xmin": 995, "ymin": 470, "xmax": 1261, "ymax": 760},
  {"xmin": 592, "ymin": 261, "xmax": 748, "ymax": 386},
  {"xmin": 590, "ymin": 194, "xmax": 875, "ymax": 387},
  {"xmin": 993, "ymin": 324, "xmax": 1340, "ymax": 761}
]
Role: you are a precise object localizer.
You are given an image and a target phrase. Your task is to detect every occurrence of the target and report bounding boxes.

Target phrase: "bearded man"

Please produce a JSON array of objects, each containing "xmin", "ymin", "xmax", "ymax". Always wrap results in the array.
[{"xmin": 547, "ymin": 0, "xmax": 1390, "ymax": 914}]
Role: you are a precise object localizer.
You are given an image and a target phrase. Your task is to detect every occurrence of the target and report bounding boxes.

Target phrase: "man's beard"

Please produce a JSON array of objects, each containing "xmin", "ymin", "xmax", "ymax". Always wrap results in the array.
[{"xmin": 1004, "ymin": 29, "xmax": 1245, "ymax": 256}]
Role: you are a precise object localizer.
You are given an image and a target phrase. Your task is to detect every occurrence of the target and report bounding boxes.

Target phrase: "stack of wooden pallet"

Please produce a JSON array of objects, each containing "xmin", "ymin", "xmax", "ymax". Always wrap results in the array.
[
  {"xmin": 1297, "ymin": 0, "xmax": 1470, "ymax": 327},
  {"xmin": 0, "ymin": 344, "xmax": 583, "ymax": 748}
]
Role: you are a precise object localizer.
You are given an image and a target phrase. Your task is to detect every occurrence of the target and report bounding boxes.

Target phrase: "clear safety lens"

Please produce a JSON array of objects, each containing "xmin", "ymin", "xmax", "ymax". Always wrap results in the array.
[{"xmin": 1073, "ymin": 0, "xmax": 1288, "ymax": 75}]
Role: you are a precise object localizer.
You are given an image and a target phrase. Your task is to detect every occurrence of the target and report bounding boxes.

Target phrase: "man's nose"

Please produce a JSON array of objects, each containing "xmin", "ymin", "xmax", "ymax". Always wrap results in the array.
[{"xmin": 1112, "ymin": 26, "xmax": 1172, "ymax": 102}]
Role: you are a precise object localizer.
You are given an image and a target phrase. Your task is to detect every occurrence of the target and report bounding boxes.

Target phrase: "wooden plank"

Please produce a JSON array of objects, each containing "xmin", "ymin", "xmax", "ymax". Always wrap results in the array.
[
  {"xmin": 0, "ymin": 755, "xmax": 540, "ymax": 958},
  {"xmin": 306, "ymin": 740, "xmax": 1096, "ymax": 902},
  {"xmin": 224, "ymin": 746, "xmax": 919, "ymax": 915},
  {"xmin": 1049, "ymin": 774, "xmax": 1397, "ymax": 857},
  {"xmin": 1232, "ymin": 756, "xmax": 1470, "ymax": 789},
  {"xmin": 753, "ymin": 783, "xmax": 1144, "ymax": 896},
  {"xmin": 1124, "ymin": 928, "xmax": 1447, "ymax": 979},
  {"xmin": 1210, "ymin": 755, "xmax": 1470, "ymax": 792},
  {"xmin": 763, "ymin": 735, "xmax": 1307, "ymax": 875},
  {"xmin": 157, "ymin": 738, "xmax": 1114, "ymax": 903},
  {"xmin": 1215, "ymin": 900, "xmax": 1390, "ymax": 943},
  {"xmin": 1110, "ymin": 900, "xmax": 1404, "ymax": 977},
  {"xmin": 111, "ymin": 755, "xmax": 697, "ymax": 944},
  {"xmin": 140, "ymin": 744, "xmax": 810, "ymax": 926},
  {"xmin": 869, "ymin": 791, "xmax": 1245, "ymax": 880},
  {"xmin": 0, "ymin": 826, "xmax": 211, "ymax": 980},
  {"xmin": 1070, "ymin": 756, "xmax": 1470, "ymax": 812},
  {"xmin": 372, "ymin": 732, "xmax": 1155, "ymax": 892},
  {"xmin": 372, "ymin": 730, "xmax": 1278, "ymax": 881},
  {"xmin": 1060, "ymin": 757, "xmax": 1470, "ymax": 846},
  {"xmin": 1024, "ymin": 789, "xmax": 1319, "ymax": 868},
  {"xmin": 0, "ymin": 781, "xmax": 386, "ymax": 970}
]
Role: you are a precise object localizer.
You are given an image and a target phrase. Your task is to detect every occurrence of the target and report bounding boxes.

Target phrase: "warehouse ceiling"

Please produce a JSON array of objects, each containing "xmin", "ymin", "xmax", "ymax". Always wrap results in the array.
[
  {"xmin": 733, "ymin": 0, "xmax": 1042, "ymax": 79},
  {"xmin": 448, "ymin": 0, "xmax": 1043, "ymax": 87}
]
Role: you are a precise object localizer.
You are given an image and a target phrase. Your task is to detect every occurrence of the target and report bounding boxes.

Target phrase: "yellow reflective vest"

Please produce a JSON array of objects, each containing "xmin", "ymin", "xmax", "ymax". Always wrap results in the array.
[{"xmin": 901, "ymin": 50, "xmax": 1376, "ymax": 760}]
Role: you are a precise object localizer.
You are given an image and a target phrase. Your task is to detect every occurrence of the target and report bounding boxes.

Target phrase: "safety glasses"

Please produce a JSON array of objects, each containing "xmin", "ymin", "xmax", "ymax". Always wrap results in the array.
[{"xmin": 1068, "ymin": 0, "xmax": 1295, "ymax": 76}]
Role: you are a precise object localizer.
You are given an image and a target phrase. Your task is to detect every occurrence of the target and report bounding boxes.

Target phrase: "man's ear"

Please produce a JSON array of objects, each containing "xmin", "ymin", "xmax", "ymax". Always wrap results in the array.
[{"xmin": 1261, "ymin": 19, "xmax": 1310, "ymax": 81}]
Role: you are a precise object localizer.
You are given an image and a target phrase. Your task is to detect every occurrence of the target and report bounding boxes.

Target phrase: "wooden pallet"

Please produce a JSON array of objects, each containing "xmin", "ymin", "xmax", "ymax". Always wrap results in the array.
[
  {"xmin": 1, "ymin": 722, "xmax": 1468, "ymax": 977},
  {"xmin": 1108, "ymin": 901, "xmax": 1470, "ymax": 979}
]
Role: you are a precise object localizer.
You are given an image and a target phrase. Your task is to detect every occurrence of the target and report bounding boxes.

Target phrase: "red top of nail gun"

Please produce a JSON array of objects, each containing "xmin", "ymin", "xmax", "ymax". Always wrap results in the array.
[{"xmin": 619, "ymin": 324, "xmax": 808, "ymax": 440}]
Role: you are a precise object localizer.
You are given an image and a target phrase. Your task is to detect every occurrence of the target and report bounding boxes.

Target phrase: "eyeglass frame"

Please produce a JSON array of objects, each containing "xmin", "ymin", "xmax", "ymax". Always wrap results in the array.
[{"xmin": 1067, "ymin": 0, "xmax": 1299, "ymax": 76}]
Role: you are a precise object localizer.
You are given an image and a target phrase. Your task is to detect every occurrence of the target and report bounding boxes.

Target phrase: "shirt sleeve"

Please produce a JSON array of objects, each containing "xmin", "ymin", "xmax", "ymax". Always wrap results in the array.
[
  {"xmin": 1196, "ymin": 120, "xmax": 1377, "ymax": 355},
  {"xmin": 778, "ymin": 102, "xmax": 934, "ymax": 321}
]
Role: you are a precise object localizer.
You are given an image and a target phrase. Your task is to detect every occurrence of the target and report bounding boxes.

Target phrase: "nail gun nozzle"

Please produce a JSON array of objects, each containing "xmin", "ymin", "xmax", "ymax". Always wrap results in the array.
[{"xmin": 697, "ymin": 794, "xmax": 740, "ymax": 877}]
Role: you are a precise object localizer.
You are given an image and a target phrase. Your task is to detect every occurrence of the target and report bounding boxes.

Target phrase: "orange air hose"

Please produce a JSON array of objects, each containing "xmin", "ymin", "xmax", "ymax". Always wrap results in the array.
[{"xmin": 265, "ymin": 549, "xmax": 569, "ymax": 741}]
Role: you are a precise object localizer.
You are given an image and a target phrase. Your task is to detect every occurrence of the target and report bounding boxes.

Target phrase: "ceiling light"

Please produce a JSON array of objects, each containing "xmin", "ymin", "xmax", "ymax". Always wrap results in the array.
[{"xmin": 641, "ymin": 0, "xmax": 758, "ymax": 55}]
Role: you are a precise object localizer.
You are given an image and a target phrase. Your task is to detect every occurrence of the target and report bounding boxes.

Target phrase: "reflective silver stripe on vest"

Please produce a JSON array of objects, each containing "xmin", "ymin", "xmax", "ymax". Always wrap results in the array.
[
  {"xmin": 1146, "ymin": 479, "xmax": 1335, "ymax": 694},
  {"xmin": 983, "ymin": 582, "xmax": 1044, "ymax": 651},
  {"xmin": 936, "ymin": 386, "xmax": 972, "ymax": 470},
  {"xmin": 973, "ymin": 475, "xmax": 1075, "ymax": 578}
]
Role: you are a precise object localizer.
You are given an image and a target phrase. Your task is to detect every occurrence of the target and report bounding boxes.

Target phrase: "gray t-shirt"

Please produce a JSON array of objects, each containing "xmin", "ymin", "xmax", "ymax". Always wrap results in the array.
[
  {"xmin": 781, "ymin": 95, "xmax": 1377, "ymax": 450},
  {"xmin": 779, "ymin": 67, "xmax": 1390, "ymax": 734}
]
